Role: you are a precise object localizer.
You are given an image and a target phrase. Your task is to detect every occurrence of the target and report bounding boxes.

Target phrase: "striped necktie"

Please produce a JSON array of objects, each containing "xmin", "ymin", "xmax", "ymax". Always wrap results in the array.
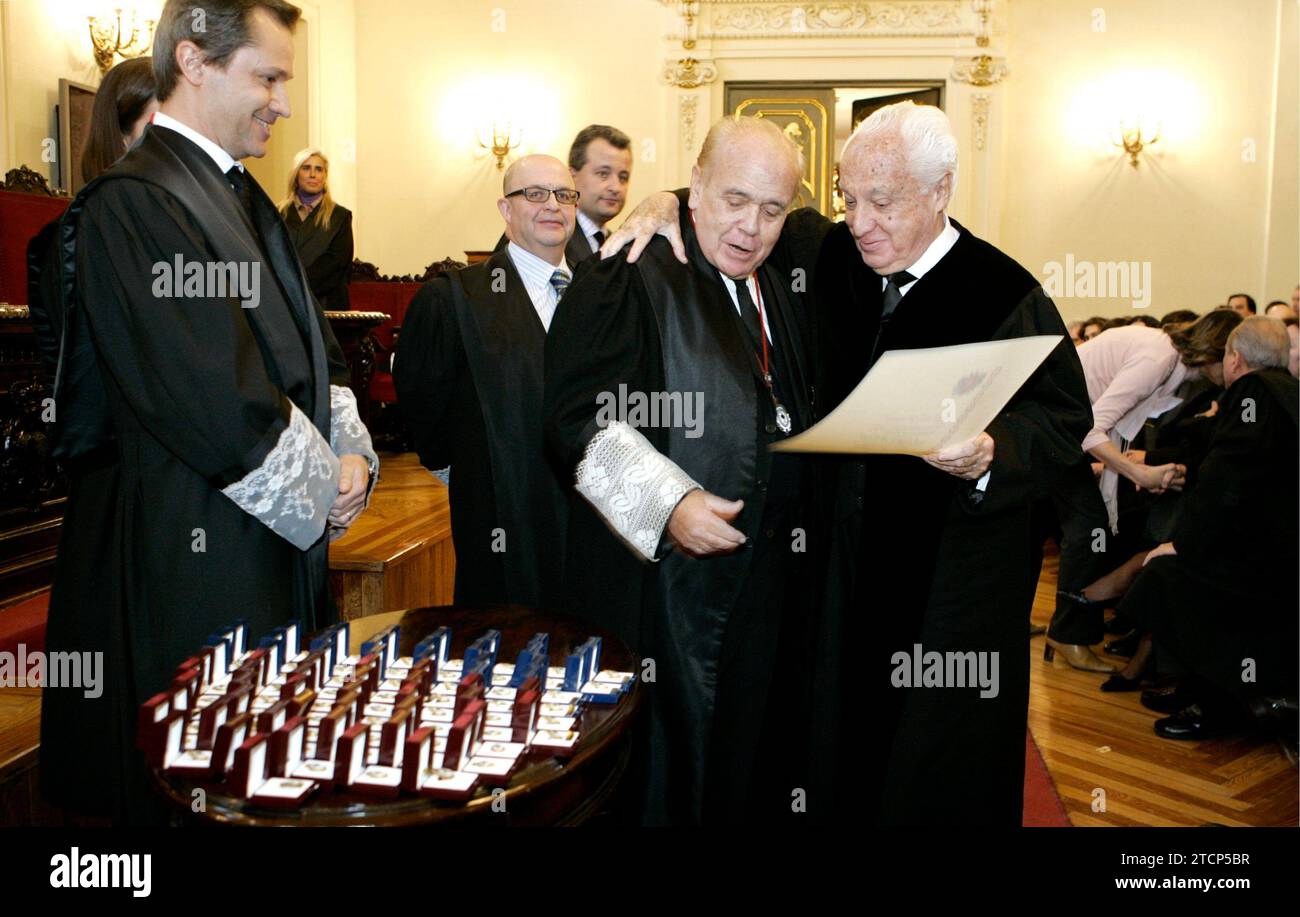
[{"xmin": 550, "ymin": 269, "xmax": 571, "ymax": 302}]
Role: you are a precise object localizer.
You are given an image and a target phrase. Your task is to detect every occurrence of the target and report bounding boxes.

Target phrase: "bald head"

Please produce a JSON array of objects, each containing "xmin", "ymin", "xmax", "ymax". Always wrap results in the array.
[
  {"xmin": 498, "ymin": 154, "xmax": 576, "ymax": 265},
  {"xmin": 697, "ymin": 116, "xmax": 802, "ymax": 187},
  {"xmin": 688, "ymin": 116, "xmax": 803, "ymax": 279}
]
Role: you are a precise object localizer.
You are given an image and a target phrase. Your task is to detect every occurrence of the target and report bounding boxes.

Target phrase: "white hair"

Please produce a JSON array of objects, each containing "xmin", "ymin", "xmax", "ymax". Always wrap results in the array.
[
  {"xmin": 1228, "ymin": 316, "xmax": 1291, "ymax": 370},
  {"xmin": 843, "ymin": 100, "xmax": 958, "ymax": 196}
]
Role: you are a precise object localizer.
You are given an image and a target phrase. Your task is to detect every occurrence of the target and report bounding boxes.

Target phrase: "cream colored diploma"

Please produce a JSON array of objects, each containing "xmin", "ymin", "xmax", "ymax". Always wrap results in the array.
[{"xmin": 771, "ymin": 336, "xmax": 1062, "ymax": 455}]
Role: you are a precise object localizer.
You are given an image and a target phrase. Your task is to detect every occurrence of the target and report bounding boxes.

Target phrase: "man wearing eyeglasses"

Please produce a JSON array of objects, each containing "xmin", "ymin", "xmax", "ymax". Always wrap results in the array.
[{"xmin": 394, "ymin": 154, "xmax": 576, "ymax": 609}]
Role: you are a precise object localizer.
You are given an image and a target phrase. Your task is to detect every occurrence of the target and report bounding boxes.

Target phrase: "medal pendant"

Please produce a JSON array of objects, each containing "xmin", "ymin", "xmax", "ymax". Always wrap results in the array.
[{"xmin": 775, "ymin": 403, "xmax": 792, "ymax": 434}]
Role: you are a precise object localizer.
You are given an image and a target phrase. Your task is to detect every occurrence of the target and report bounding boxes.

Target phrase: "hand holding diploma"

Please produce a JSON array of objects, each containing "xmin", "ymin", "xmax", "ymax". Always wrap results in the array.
[{"xmin": 923, "ymin": 431, "xmax": 996, "ymax": 480}]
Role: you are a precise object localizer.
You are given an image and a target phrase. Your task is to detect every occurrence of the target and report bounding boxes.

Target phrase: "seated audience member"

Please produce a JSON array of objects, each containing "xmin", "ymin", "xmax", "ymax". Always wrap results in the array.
[
  {"xmin": 1099, "ymin": 316, "xmax": 1132, "ymax": 334},
  {"xmin": 1110, "ymin": 317, "xmax": 1297, "ymax": 741},
  {"xmin": 1160, "ymin": 309, "xmax": 1198, "ymax": 327},
  {"xmin": 1130, "ymin": 315, "xmax": 1161, "ymax": 328},
  {"xmin": 1285, "ymin": 316, "xmax": 1298, "ymax": 378},
  {"xmin": 1264, "ymin": 300, "xmax": 1296, "ymax": 320},
  {"xmin": 1043, "ymin": 311, "xmax": 1240, "ymax": 671},
  {"xmin": 1226, "ymin": 292, "xmax": 1256, "ymax": 317},
  {"xmin": 1067, "ymin": 320, "xmax": 1084, "ymax": 345},
  {"xmin": 1081, "ymin": 316, "xmax": 1106, "ymax": 342}
]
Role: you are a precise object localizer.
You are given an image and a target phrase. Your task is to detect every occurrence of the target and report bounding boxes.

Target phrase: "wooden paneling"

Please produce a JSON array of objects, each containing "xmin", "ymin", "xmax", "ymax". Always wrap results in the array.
[{"xmin": 328, "ymin": 452, "xmax": 455, "ymax": 620}]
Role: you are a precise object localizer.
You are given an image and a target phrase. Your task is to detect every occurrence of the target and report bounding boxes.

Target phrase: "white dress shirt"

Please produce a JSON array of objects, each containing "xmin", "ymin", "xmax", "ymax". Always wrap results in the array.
[
  {"xmin": 151, "ymin": 111, "xmax": 242, "ymax": 175},
  {"xmin": 575, "ymin": 210, "xmax": 605, "ymax": 256},
  {"xmin": 878, "ymin": 214, "xmax": 959, "ymax": 296},
  {"xmin": 507, "ymin": 241, "xmax": 569, "ymax": 331},
  {"xmin": 718, "ymin": 273, "xmax": 771, "ymax": 343}
]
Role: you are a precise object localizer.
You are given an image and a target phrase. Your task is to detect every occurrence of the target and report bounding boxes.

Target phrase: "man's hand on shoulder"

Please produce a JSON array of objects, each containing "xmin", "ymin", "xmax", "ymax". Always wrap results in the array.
[
  {"xmin": 667, "ymin": 489, "xmax": 746, "ymax": 557},
  {"xmin": 601, "ymin": 191, "xmax": 687, "ymax": 265}
]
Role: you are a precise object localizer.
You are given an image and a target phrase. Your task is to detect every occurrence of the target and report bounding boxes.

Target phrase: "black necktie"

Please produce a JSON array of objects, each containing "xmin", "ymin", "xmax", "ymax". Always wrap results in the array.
[
  {"xmin": 871, "ymin": 270, "xmax": 916, "ymax": 364},
  {"xmin": 735, "ymin": 277, "xmax": 764, "ymax": 349},
  {"xmin": 592, "ymin": 230, "xmax": 605, "ymax": 252},
  {"xmin": 226, "ymin": 165, "xmax": 255, "ymax": 224}
]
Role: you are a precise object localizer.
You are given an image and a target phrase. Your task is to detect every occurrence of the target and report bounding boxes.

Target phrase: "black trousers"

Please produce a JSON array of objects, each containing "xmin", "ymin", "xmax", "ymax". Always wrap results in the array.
[{"xmin": 1042, "ymin": 462, "xmax": 1114, "ymax": 645}]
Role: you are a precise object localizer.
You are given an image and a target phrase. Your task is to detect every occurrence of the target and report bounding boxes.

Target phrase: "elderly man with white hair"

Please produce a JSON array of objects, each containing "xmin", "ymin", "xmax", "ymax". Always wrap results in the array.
[
  {"xmin": 545, "ymin": 116, "xmax": 817, "ymax": 825},
  {"xmin": 610, "ymin": 101, "xmax": 1093, "ymax": 825}
]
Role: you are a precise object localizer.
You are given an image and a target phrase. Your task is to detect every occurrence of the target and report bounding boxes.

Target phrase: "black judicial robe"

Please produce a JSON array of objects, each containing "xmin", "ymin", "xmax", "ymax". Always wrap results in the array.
[
  {"xmin": 544, "ymin": 208, "xmax": 816, "ymax": 824},
  {"xmin": 770, "ymin": 210, "xmax": 1093, "ymax": 826},
  {"xmin": 1122, "ymin": 369, "xmax": 1298, "ymax": 700},
  {"xmin": 284, "ymin": 202, "xmax": 354, "ymax": 311},
  {"xmin": 39, "ymin": 124, "xmax": 351, "ymax": 821},
  {"xmin": 394, "ymin": 250, "xmax": 569, "ymax": 609}
]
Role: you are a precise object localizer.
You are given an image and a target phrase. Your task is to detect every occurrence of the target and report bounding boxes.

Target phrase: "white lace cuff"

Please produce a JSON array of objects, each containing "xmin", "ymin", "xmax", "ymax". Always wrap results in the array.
[
  {"xmin": 222, "ymin": 403, "xmax": 340, "ymax": 550},
  {"xmin": 330, "ymin": 384, "xmax": 379, "ymax": 502},
  {"xmin": 574, "ymin": 421, "xmax": 699, "ymax": 561}
]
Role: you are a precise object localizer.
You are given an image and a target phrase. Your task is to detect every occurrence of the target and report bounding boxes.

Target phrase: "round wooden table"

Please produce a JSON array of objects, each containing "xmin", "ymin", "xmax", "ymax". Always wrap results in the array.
[{"xmin": 150, "ymin": 605, "xmax": 643, "ymax": 826}]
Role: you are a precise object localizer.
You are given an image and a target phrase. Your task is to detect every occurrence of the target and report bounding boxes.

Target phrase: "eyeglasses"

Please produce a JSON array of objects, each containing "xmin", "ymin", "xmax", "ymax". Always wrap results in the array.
[{"xmin": 505, "ymin": 186, "xmax": 580, "ymax": 205}]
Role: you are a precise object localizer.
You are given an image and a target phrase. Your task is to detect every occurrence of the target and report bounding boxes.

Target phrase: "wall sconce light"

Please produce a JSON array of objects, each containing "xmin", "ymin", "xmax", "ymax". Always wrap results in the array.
[
  {"xmin": 477, "ymin": 121, "xmax": 522, "ymax": 170},
  {"xmin": 88, "ymin": 8, "xmax": 156, "ymax": 73},
  {"xmin": 1114, "ymin": 119, "xmax": 1161, "ymax": 168}
]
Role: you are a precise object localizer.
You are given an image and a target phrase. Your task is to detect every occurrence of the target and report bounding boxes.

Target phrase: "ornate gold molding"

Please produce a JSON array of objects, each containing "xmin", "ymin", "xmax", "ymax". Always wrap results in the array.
[
  {"xmin": 680, "ymin": 96, "xmax": 701, "ymax": 152},
  {"xmin": 664, "ymin": 57, "xmax": 718, "ymax": 89},
  {"xmin": 950, "ymin": 53, "xmax": 1008, "ymax": 86},
  {"xmin": 661, "ymin": 1, "xmax": 968, "ymax": 40},
  {"xmin": 971, "ymin": 92, "xmax": 990, "ymax": 151}
]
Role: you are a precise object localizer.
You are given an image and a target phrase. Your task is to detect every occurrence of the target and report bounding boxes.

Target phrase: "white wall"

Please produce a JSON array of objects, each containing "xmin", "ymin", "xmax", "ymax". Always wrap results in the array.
[
  {"xmin": 352, "ymin": 0, "xmax": 668, "ymax": 271},
  {"xmin": 1001, "ymin": 0, "xmax": 1298, "ymax": 320}
]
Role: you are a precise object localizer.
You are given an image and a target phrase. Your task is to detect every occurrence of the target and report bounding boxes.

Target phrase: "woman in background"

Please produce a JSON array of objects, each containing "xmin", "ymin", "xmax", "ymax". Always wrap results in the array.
[
  {"xmin": 29, "ymin": 57, "xmax": 157, "ymax": 388},
  {"xmin": 279, "ymin": 148, "xmax": 354, "ymax": 311},
  {"xmin": 1043, "ymin": 310, "xmax": 1241, "ymax": 671}
]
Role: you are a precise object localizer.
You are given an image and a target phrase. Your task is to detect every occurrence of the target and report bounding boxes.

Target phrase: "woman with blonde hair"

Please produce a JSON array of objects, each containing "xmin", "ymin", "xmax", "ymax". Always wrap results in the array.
[{"xmin": 279, "ymin": 147, "xmax": 354, "ymax": 311}]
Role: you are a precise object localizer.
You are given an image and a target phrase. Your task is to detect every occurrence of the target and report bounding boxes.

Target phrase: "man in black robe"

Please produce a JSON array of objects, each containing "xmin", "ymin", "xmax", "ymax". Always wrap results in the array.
[
  {"xmin": 394, "ymin": 155, "xmax": 573, "ymax": 609},
  {"xmin": 39, "ymin": 0, "xmax": 377, "ymax": 823},
  {"xmin": 610, "ymin": 101, "xmax": 1093, "ymax": 825},
  {"xmin": 544, "ymin": 117, "xmax": 816, "ymax": 825}
]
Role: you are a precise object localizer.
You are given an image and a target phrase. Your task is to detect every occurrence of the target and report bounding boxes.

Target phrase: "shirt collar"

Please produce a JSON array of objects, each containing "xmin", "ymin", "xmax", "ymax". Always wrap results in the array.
[
  {"xmin": 151, "ymin": 111, "xmax": 241, "ymax": 175},
  {"xmin": 576, "ymin": 210, "xmax": 604, "ymax": 239},
  {"xmin": 881, "ymin": 214, "xmax": 959, "ymax": 290},
  {"xmin": 507, "ymin": 241, "xmax": 569, "ymax": 285}
]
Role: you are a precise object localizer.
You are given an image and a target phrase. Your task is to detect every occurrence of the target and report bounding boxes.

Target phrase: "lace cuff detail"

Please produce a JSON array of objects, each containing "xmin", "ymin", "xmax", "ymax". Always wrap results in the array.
[
  {"xmin": 222, "ymin": 403, "xmax": 340, "ymax": 550},
  {"xmin": 330, "ymin": 384, "xmax": 379, "ymax": 502},
  {"xmin": 574, "ymin": 421, "xmax": 699, "ymax": 561}
]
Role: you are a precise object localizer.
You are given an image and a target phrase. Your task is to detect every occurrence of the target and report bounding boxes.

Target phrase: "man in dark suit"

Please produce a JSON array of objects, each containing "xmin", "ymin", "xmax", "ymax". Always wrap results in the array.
[
  {"xmin": 493, "ymin": 124, "xmax": 632, "ymax": 268},
  {"xmin": 567, "ymin": 124, "xmax": 633, "ymax": 261},
  {"xmin": 40, "ymin": 0, "xmax": 377, "ymax": 823},
  {"xmin": 395, "ymin": 155, "xmax": 574, "ymax": 610},
  {"xmin": 1120, "ymin": 316, "xmax": 1298, "ymax": 739}
]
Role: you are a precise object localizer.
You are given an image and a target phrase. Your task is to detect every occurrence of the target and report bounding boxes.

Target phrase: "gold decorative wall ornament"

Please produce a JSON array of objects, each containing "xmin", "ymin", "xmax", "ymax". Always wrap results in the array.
[
  {"xmin": 88, "ymin": 8, "xmax": 156, "ymax": 73},
  {"xmin": 664, "ymin": 57, "xmax": 718, "ymax": 89}
]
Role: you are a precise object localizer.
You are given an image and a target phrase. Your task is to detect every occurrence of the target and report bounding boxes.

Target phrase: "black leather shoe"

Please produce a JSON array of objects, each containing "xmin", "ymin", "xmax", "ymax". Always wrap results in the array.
[
  {"xmin": 1101, "ymin": 672, "xmax": 1144, "ymax": 692},
  {"xmin": 1141, "ymin": 684, "xmax": 1186, "ymax": 714},
  {"xmin": 1105, "ymin": 612, "xmax": 1134, "ymax": 635},
  {"xmin": 1104, "ymin": 631, "xmax": 1140, "ymax": 657},
  {"xmin": 1154, "ymin": 704, "xmax": 1230, "ymax": 740}
]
